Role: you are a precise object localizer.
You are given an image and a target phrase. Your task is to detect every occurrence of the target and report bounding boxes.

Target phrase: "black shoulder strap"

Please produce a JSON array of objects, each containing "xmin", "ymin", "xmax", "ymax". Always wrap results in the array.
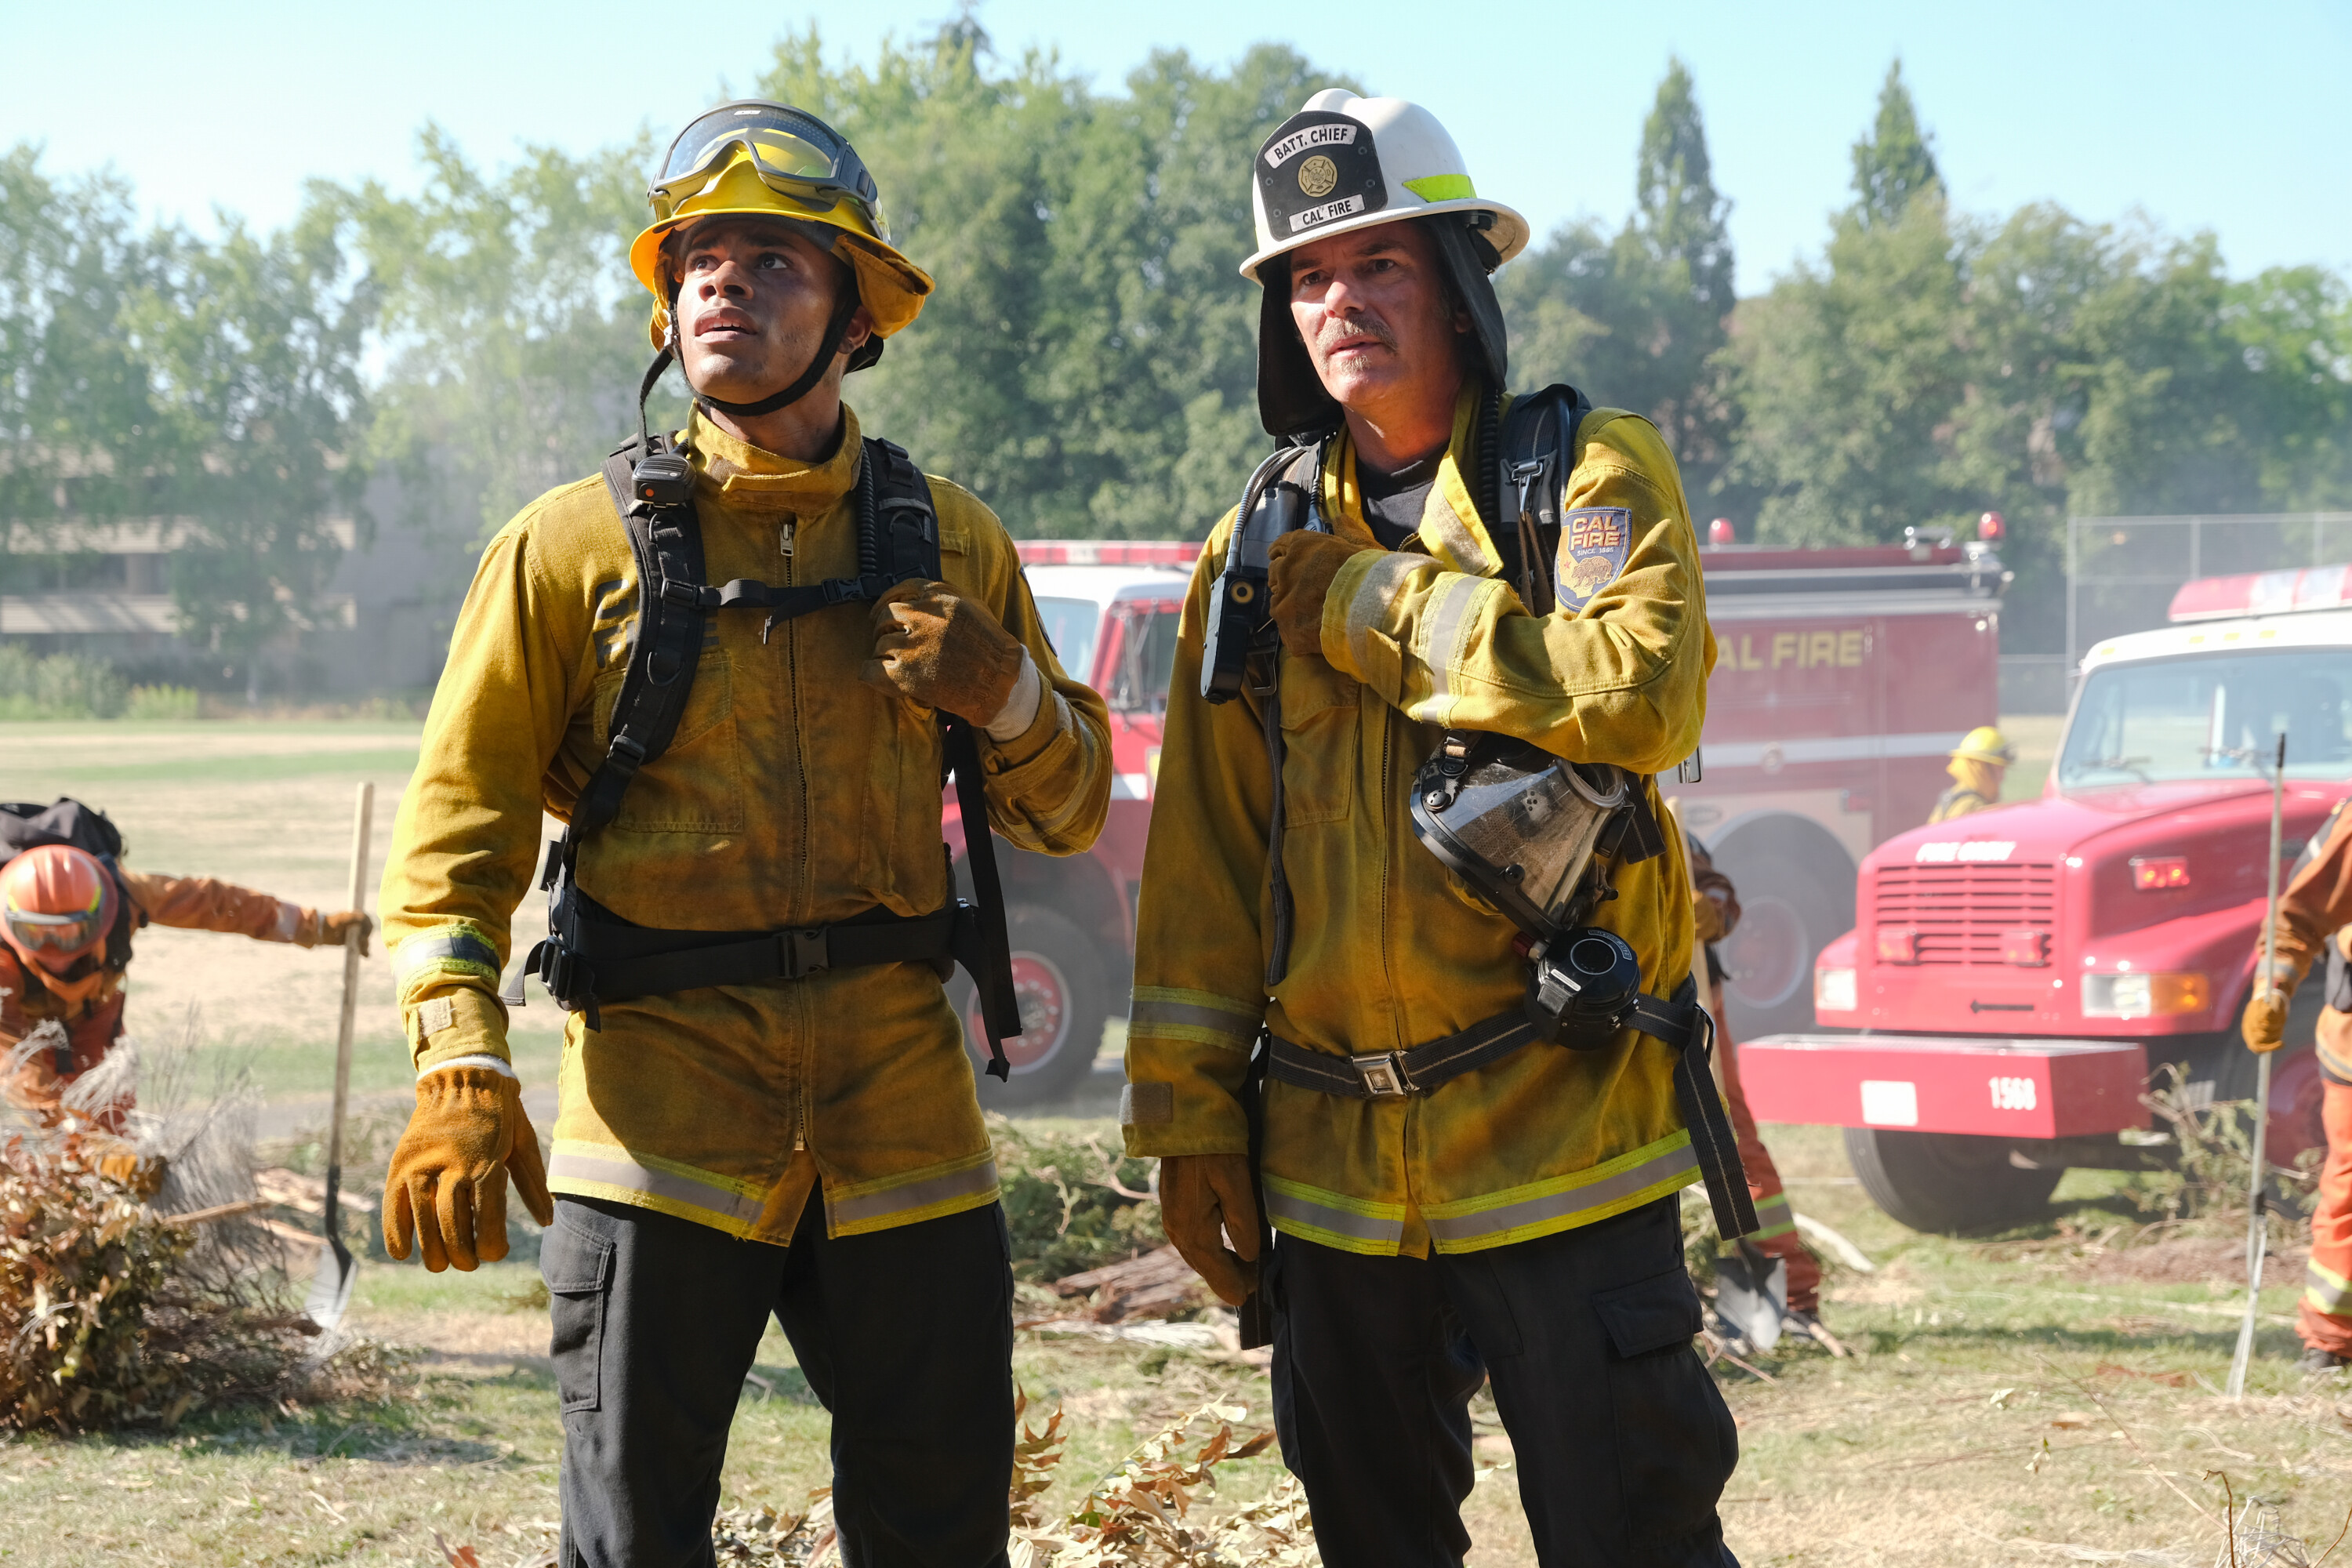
[
  {"xmin": 558, "ymin": 435, "xmax": 710, "ymax": 873},
  {"xmin": 1489, "ymin": 383, "xmax": 1593, "ymax": 616},
  {"xmin": 860, "ymin": 437, "xmax": 1025, "ymax": 1071}
]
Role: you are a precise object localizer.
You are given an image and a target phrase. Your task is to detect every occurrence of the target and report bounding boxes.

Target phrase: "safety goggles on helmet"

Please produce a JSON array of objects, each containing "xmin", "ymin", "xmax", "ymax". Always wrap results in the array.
[
  {"xmin": 648, "ymin": 102, "xmax": 887, "ymax": 241},
  {"xmin": 4, "ymin": 900, "xmax": 103, "ymax": 956}
]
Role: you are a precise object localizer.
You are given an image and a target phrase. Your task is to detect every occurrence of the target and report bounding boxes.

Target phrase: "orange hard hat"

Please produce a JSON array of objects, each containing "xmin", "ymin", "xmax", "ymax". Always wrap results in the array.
[{"xmin": 1, "ymin": 844, "xmax": 117, "ymax": 978}]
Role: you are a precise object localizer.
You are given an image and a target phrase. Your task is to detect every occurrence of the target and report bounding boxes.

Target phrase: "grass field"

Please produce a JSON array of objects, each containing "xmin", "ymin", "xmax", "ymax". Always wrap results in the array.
[{"xmin": 2, "ymin": 718, "xmax": 2348, "ymax": 1566}]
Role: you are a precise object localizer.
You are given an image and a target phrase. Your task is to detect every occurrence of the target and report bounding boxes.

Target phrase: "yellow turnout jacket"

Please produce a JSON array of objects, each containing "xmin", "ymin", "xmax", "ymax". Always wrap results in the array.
[
  {"xmin": 1123, "ymin": 389, "xmax": 1714, "ymax": 1257},
  {"xmin": 381, "ymin": 406, "xmax": 1112, "ymax": 1244}
]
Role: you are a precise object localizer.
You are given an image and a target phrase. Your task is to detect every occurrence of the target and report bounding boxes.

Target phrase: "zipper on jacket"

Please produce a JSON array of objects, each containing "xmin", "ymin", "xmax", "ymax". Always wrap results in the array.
[
  {"xmin": 1377, "ymin": 698, "xmax": 1403, "ymax": 1051},
  {"xmin": 782, "ymin": 514, "xmax": 814, "ymax": 1156}
]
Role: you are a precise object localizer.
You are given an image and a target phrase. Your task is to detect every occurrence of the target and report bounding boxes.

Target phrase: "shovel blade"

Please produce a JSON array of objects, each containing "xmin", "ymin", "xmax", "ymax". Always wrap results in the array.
[
  {"xmin": 304, "ymin": 1233, "xmax": 358, "ymax": 1334},
  {"xmin": 1715, "ymin": 1243, "xmax": 1788, "ymax": 1352}
]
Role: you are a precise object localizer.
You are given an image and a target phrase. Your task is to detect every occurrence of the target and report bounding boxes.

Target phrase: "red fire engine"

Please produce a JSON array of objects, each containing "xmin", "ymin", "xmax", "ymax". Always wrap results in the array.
[
  {"xmin": 1740, "ymin": 563, "xmax": 2348, "ymax": 1232},
  {"xmin": 949, "ymin": 532, "xmax": 2012, "ymax": 1105}
]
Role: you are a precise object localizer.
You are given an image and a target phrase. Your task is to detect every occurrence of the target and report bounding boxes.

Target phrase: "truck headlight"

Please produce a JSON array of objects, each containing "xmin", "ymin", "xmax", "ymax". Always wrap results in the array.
[
  {"xmin": 2081, "ymin": 971, "xmax": 2208, "ymax": 1018},
  {"xmin": 1816, "ymin": 965, "xmax": 1858, "ymax": 1014}
]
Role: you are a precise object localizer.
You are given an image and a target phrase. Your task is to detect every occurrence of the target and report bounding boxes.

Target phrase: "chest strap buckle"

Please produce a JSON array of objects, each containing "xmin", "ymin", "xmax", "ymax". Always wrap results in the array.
[
  {"xmin": 1351, "ymin": 1051, "xmax": 1415, "ymax": 1098},
  {"xmin": 782, "ymin": 927, "xmax": 830, "ymax": 978}
]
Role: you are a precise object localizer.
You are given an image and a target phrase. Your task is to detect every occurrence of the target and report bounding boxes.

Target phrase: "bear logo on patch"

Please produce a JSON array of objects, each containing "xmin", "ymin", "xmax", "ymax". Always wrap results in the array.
[{"xmin": 1554, "ymin": 507, "xmax": 1633, "ymax": 612}]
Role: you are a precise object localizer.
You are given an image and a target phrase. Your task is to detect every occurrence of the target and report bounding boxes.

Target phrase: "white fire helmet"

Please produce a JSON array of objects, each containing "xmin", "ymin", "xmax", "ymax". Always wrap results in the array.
[
  {"xmin": 1244, "ymin": 89, "xmax": 1530, "ymax": 436},
  {"xmin": 1241, "ymin": 89, "xmax": 1529, "ymax": 281}
]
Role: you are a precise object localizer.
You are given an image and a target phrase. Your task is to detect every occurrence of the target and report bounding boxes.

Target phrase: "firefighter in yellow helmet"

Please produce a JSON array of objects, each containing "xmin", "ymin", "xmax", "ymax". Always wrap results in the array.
[
  {"xmin": 375, "ymin": 101, "xmax": 1110, "ymax": 1563},
  {"xmin": 1929, "ymin": 725, "xmax": 2016, "ymax": 823},
  {"xmin": 1123, "ymin": 89, "xmax": 1742, "ymax": 1565}
]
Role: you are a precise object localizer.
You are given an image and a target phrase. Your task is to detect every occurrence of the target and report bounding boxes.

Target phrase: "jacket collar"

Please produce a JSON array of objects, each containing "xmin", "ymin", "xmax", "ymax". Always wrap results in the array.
[
  {"xmin": 1319, "ymin": 383, "xmax": 1501, "ymax": 577},
  {"xmin": 685, "ymin": 402, "xmax": 865, "ymax": 517}
]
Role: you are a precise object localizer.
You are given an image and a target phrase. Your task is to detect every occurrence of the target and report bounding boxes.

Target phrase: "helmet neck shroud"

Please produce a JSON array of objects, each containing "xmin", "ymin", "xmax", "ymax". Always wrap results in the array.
[{"xmin": 1255, "ymin": 214, "xmax": 1508, "ymax": 441}]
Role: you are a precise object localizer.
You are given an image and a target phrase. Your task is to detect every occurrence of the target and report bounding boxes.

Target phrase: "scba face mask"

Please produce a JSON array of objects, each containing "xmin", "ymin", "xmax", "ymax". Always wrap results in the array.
[{"xmin": 1407, "ymin": 735, "xmax": 1653, "ymax": 1042}]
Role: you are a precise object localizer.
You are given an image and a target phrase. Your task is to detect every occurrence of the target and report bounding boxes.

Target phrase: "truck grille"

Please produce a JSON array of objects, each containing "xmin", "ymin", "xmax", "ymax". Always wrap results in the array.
[{"xmin": 1871, "ymin": 862, "xmax": 2058, "ymax": 966}]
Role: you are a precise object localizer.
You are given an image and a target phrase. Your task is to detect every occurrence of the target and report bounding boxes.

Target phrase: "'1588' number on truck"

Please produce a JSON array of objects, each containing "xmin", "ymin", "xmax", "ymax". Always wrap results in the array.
[{"xmin": 1989, "ymin": 1076, "xmax": 2038, "ymax": 1111}]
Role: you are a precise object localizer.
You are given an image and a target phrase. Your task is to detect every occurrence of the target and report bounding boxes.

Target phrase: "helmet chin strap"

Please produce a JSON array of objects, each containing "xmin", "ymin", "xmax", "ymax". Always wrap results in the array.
[{"xmin": 691, "ymin": 289, "xmax": 863, "ymax": 420}]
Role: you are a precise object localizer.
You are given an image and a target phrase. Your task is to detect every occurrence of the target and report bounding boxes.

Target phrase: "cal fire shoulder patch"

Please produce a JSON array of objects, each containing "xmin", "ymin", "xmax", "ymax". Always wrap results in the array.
[{"xmin": 1554, "ymin": 507, "xmax": 1633, "ymax": 612}]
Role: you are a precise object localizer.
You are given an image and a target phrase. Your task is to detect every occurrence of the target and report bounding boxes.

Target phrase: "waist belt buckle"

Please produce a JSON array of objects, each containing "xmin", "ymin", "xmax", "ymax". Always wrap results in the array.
[
  {"xmin": 783, "ymin": 927, "xmax": 830, "ymax": 978},
  {"xmin": 1351, "ymin": 1050, "xmax": 1414, "ymax": 1098}
]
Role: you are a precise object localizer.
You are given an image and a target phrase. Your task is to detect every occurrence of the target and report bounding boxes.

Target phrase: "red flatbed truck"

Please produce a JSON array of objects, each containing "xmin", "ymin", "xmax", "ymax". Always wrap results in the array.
[{"xmin": 1738, "ymin": 564, "xmax": 2348, "ymax": 1231}]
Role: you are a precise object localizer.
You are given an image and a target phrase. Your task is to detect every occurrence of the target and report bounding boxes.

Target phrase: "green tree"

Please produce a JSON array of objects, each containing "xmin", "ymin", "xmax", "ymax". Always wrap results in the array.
[
  {"xmin": 125, "ymin": 206, "xmax": 373, "ymax": 692},
  {"xmin": 1850, "ymin": 61, "xmax": 1941, "ymax": 228},
  {"xmin": 757, "ymin": 25, "xmax": 1329, "ymax": 538},
  {"xmin": 1500, "ymin": 59, "xmax": 1737, "ymax": 496},
  {"xmin": 0, "ymin": 150, "xmax": 174, "ymax": 588},
  {"xmin": 329, "ymin": 128, "xmax": 662, "ymax": 549}
]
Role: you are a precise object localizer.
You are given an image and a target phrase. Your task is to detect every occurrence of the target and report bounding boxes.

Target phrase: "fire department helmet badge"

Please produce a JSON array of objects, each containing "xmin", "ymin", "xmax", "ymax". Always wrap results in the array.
[{"xmin": 1554, "ymin": 506, "xmax": 1634, "ymax": 612}]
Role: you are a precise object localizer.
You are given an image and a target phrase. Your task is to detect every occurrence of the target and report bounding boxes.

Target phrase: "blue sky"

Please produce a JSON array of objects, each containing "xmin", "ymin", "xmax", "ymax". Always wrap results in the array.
[{"xmin": 9, "ymin": 0, "xmax": 2348, "ymax": 292}]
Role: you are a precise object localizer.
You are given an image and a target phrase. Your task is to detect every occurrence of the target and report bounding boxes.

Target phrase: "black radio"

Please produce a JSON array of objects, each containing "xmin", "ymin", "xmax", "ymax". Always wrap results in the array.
[{"xmin": 1203, "ymin": 446, "xmax": 1319, "ymax": 702}]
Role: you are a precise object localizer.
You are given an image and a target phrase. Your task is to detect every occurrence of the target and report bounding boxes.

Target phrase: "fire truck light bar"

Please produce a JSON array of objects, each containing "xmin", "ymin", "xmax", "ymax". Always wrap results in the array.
[
  {"xmin": 2169, "ymin": 561, "xmax": 2352, "ymax": 622},
  {"xmin": 1016, "ymin": 540, "xmax": 1201, "ymax": 568}
]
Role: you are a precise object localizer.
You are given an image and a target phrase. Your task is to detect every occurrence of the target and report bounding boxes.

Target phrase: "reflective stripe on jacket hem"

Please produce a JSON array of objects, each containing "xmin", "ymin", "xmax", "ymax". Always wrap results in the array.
[
  {"xmin": 2307, "ymin": 1255, "xmax": 2352, "ymax": 1317},
  {"xmin": 547, "ymin": 1142, "xmax": 767, "ymax": 1233},
  {"xmin": 1421, "ymin": 1132, "xmax": 1700, "ymax": 1254},
  {"xmin": 826, "ymin": 1154, "xmax": 1001, "ymax": 1236},
  {"xmin": 1261, "ymin": 1175, "xmax": 1407, "ymax": 1255}
]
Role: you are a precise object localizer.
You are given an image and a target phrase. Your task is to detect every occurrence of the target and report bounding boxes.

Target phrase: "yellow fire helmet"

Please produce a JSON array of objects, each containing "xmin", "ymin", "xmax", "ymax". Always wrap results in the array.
[
  {"xmin": 1951, "ymin": 725, "xmax": 2017, "ymax": 766},
  {"xmin": 629, "ymin": 100, "xmax": 932, "ymax": 378}
]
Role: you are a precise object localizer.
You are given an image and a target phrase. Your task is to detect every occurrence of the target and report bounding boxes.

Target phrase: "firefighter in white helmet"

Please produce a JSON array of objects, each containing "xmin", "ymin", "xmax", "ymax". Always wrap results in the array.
[{"xmin": 1125, "ymin": 89, "xmax": 1740, "ymax": 1565}]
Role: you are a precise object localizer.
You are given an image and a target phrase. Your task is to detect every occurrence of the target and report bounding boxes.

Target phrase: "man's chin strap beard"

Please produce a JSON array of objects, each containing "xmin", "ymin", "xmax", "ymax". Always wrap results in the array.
[{"xmin": 692, "ymin": 289, "xmax": 863, "ymax": 421}]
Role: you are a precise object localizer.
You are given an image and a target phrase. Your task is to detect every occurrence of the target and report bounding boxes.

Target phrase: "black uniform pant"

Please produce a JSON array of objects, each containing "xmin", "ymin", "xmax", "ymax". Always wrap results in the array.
[
  {"xmin": 1268, "ymin": 1196, "xmax": 1740, "ymax": 1568},
  {"xmin": 542, "ymin": 1193, "xmax": 1014, "ymax": 1568}
]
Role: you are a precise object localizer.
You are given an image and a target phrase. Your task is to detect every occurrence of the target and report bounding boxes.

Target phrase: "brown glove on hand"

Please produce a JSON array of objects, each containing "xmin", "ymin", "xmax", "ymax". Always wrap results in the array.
[
  {"xmin": 1691, "ymin": 888, "xmax": 1727, "ymax": 946},
  {"xmin": 860, "ymin": 579, "xmax": 1025, "ymax": 725},
  {"xmin": 1267, "ymin": 532, "xmax": 1368, "ymax": 662},
  {"xmin": 2241, "ymin": 987, "xmax": 2290, "ymax": 1054},
  {"xmin": 310, "ymin": 909, "xmax": 373, "ymax": 956},
  {"xmin": 1159, "ymin": 1152, "xmax": 1262, "ymax": 1306},
  {"xmin": 383, "ymin": 1067, "xmax": 555, "ymax": 1272}
]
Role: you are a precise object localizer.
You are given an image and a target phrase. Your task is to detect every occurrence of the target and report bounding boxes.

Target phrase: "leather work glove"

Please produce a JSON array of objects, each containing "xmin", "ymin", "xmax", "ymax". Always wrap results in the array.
[
  {"xmin": 296, "ymin": 908, "xmax": 374, "ymax": 955},
  {"xmin": 2241, "ymin": 984, "xmax": 2292, "ymax": 1054},
  {"xmin": 1266, "ymin": 532, "xmax": 1368, "ymax": 662},
  {"xmin": 383, "ymin": 1066, "xmax": 555, "ymax": 1271},
  {"xmin": 1691, "ymin": 887, "xmax": 1727, "ymax": 946},
  {"xmin": 861, "ymin": 580, "xmax": 1027, "ymax": 727},
  {"xmin": 1159, "ymin": 1152, "xmax": 1261, "ymax": 1306}
]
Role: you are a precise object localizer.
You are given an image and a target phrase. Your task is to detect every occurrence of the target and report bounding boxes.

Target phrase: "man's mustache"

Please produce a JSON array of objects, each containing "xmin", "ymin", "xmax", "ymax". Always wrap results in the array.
[{"xmin": 1316, "ymin": 315, "xmax": 1398, "ymax": 355}]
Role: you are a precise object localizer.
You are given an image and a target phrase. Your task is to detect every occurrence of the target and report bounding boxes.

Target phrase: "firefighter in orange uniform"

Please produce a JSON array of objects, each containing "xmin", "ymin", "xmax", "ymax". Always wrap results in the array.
[
  {"xmin": 2, "ymin": 802, "xmax": 369, "ymax": 1160},
  {"xmin": 2241, "ymin": 795, "xmax": 2352, "ymax": 1371}
]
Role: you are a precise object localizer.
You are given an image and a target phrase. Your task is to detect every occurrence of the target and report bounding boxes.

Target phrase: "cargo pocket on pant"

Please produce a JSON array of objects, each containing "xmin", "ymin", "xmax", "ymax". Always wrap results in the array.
[
  {"xmin": 1592, "ymin": 1266, "xmax": 1737, "ymax": 1547},
  {"xmin": 541, "ymin": 1216, "xmax": 614, "ymax": 1415}
]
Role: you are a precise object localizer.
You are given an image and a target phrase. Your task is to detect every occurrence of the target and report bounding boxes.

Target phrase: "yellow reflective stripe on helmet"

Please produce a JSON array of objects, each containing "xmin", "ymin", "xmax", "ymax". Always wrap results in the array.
[
  {"xmin": 2307, "ymin": 1255, "xmax": 2352, "ymax": 1317},
  {"xmin": 1421, "ymin": 1132, "xmax": 1698, "ymax": 1254},
  {"xmin": 1262, "ymin": 1174, "xmax": 1407, "ymax": 1253},
  {"xmin": 547, "ymin": 1141, "xmax": 768, "ymax": 1231},
  {"xmin": 825, "ymin": 1152, "xmax": 1000, "ymax": 1236},
  {"xmin": 1403, "ymin": 173, "xmax": 1476, "ymax": 203}
]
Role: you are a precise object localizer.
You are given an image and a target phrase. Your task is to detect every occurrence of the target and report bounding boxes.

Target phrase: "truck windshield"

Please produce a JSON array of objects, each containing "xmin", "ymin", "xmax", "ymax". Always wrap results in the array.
[
  {"xmin": 2058, "ymin": 648, "xmax": 2352, "ymax": 787},
  {"xmin": 1034, "ymin": 597, "xmax": 1099, "ymax": 684}
]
